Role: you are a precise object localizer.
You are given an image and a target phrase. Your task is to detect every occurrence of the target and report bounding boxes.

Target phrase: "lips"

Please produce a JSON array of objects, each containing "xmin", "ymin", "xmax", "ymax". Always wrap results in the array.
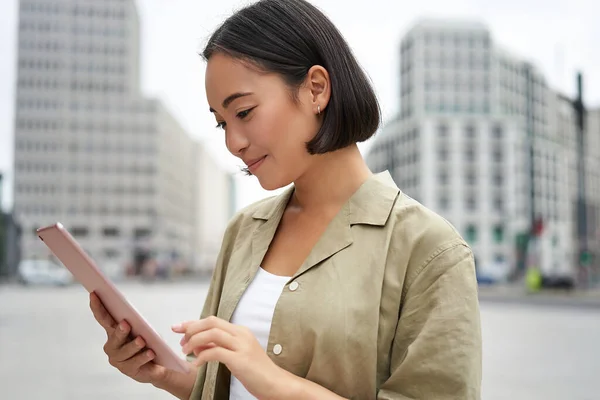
[
  {"xmin": 244, "ymin": 156, "xmax": 266, "ymax": 168},
  {"xmin": 244, "ymin": 155, "xmax": 267, "ymax": 173}
]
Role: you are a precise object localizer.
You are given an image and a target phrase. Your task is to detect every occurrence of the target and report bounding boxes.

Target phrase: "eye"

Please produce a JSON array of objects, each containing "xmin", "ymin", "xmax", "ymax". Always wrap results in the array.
[
  {"xmin": 237, "ymin": 107, "xmax": 255, "ymax": 119},
  {"xmin": 215, "ymin": 121, "xmax": 226, "ymax": 130}
]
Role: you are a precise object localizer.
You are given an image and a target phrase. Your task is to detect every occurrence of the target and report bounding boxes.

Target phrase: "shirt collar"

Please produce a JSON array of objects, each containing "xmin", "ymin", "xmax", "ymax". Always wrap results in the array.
[{"xmin": 251, "ymin": 170, "xmax": 399, "ymax": 227}]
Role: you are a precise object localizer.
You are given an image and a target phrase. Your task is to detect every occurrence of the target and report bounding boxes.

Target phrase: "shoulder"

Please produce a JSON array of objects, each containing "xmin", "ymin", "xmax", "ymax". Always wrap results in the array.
[
  {"xmin": 350, "ymin": 172, "xmax": 468, "ymax": 267},
  {"xmin": 387, "ymin": 192, "xmax": 473, "ymax": 287},
  {"xmin": 390, "ymin": 192, "xmax": 467, "ymax": 251}
]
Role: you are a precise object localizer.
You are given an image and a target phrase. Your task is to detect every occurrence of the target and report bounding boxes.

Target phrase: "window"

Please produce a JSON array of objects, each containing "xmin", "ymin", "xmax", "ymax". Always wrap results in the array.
[
  {"xmin": 493, "ymin": 147, "xmax": 503, "ymax": 162},
  {"xmin": 103, "ymin": 227, "xmax": 120, "ymax": 237},
  {"xmin": 465, "ymin": 146, "xmax": 476, "ymax": 162},
  {"xmin": 494, "ymin": 196, "xmax": 504, "ymax": 212},
  {"xmin": 466, "ymin": 195, "xmax": 477, "ymax": 211},
  {"xmin": 134, "ymin": 228, "xmax": 151, "ymax": 239},
  {"xmin": 71, "ymin": 227, "xmax": 89, "ymax": 237},
  {"xmin": 439, "ymin": 196, "xmax": 449, "ymax": 210},
  {"xmin": 439, "ymin": 171, "xmax": 448, "ymax": 185},
  {"xmin": 493, "ymin": 172, "xmax": 504, "ymax": 186},
  {"xmin": 438, "ymin": 147, "xmax": 448, "ymax": 161},
  {"xmin": 466, "ymin": 170, "xmax": 477, "ymax": 185},
  {"xmin": 464, "ymin": 124, "xmax": 476, "ymax": 138},
  {"xmin": 104, "ymin": 249, "xmax": 120, "ymax": 258},
  {"xmin": 488, "ymin": 121, "xmax": 502, "ymax": 138},
  {"xmin": 437, "ymin": 123, "xmax": 448, "ymax": 137},
  {"xmin": 493, "ymin": 225, "xmax": 505, "ymax": 243},
  {"xmin": 465, "ymin": 225, "xmax": 477, "ymax": 243}
]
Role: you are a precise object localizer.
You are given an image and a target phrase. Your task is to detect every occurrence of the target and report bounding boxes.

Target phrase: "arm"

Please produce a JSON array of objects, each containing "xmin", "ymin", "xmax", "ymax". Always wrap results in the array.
[
  {"xmin": 152, "ymin": 366, "xmax": 199, "ymax": 400},
  {"xmin": 149, "ymin": 255, "xmax": 229, "ymax": 400},
  {"xmin": 184, "ymin": 214, "xmax": 242, "ymax": 399},
  {"xmin": 184, "ymin": 249, "xmax": 230, "ymax": 399},
  {"xmin": 378, "ymin": 243, "xmax": 482, "ymax": 400},
  {"xmin": 280, "ymin": 371, "xmax": 348, "ymax": 400}
]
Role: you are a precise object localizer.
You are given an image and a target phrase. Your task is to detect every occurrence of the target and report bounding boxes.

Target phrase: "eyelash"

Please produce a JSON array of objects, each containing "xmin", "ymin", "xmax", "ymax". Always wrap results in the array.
[{"xmin": 216, "ymin": 107, "xmax": 255, "ymax": 130}]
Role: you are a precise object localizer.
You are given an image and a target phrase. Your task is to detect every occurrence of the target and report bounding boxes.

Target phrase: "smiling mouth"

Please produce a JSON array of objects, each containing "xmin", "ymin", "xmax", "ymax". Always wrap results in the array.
[{"xmin": 246, "ymin": 156, "xmax": 267, "ymax": 172}]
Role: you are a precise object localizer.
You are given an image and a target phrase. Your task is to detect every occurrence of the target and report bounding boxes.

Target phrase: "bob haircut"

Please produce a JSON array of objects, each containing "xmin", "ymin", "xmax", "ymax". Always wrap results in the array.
[{"xmin": 202, "ymin": 0, "xmax": 381, "ymax": 155}]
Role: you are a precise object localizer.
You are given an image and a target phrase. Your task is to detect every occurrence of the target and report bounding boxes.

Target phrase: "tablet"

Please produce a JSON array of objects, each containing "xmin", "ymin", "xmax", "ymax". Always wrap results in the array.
[{"xmin": 37, "ymin": 222, "xmax": 190, "ymax": 374}]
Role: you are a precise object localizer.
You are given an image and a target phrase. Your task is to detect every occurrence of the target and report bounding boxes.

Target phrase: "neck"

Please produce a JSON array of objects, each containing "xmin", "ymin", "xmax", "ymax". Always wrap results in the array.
[{"xmin": 289, "ymin": 144, "xmax": 372, "ymax": 213}]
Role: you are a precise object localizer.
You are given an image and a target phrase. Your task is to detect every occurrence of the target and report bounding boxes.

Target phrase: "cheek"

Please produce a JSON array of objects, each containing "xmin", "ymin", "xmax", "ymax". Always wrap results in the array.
[
  {"xmin": 269, "ymin": 107, "xmax": 314, "ymax": 153},
  {"xmin": 248, "ymin": 106, "xmax": 297, "ymax": 150}
]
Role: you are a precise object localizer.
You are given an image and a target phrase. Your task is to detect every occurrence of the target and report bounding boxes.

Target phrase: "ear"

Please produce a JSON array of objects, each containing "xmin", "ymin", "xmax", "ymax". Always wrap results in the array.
[{"xmin": 306, "ymin": 65, "xmax": 331, "ymax": 115}]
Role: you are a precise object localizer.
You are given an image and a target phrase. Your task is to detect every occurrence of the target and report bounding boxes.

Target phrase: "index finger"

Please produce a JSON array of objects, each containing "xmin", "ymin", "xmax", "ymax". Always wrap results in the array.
[
  {"xmin": 176, "ymin": 317, "xmax": 236, "ymax": 341},
  {"xmin": 89, "ymin": 292, "xmax": 117, "ymax": 331}
]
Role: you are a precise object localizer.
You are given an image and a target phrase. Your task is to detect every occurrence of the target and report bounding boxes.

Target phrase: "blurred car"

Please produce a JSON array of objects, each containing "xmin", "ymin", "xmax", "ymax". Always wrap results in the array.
[
  {"xmin": 476, "ymin": 260, "xmax": 511, "ymax": 285},
  {"xmin": 101, "ymin": 261, "xmax": 125, "ymax": 282},
  {"xmin": 17, "ymin": 259, "xmax": 73, "ymax": 286}
]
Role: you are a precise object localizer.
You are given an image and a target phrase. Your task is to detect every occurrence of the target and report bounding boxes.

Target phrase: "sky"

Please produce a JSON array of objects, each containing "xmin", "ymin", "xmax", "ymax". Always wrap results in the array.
[{"xmin": 1, "ymin": 0, "xmax": 600, "ymax": 212}]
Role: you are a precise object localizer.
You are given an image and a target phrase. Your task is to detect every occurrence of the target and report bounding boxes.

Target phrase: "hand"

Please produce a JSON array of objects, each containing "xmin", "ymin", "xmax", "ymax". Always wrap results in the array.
[
  {"xmin": 172, "ymin": 316, "xmax": 288, "ymax": 400},
  {"xmin": 89, "ymin": 291, "xmax": 168, "ymax": 385}
]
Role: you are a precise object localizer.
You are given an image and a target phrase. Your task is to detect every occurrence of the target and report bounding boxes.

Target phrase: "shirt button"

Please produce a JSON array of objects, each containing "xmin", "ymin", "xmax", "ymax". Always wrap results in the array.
[
  {"xmin": 289, "ymin": 281, "xmax": 299, "ymax": 291},
  {"xmin": 273, "ymin": 344, "xmax": 283, "ymax": 355}
]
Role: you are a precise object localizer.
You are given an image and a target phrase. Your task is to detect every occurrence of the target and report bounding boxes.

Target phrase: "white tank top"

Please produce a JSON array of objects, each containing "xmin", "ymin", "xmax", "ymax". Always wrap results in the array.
[{"xmin": 229, "ymin": 267, "xmax": 291, "ymax": 400}]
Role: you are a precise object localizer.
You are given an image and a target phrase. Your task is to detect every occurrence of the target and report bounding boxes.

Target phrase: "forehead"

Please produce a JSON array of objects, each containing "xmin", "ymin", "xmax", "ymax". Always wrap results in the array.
[
  {"xmin": 205, "ymin": 53, "xmax": 258, "ymax": 85},
  {"xmin": 205, "ymin": 53, "xmax": 285, "ymax": 110}
]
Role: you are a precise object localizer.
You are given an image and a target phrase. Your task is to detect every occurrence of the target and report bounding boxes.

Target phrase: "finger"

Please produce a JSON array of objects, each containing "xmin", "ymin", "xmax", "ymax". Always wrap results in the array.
[
  {"xmin": 193, "ymin": 346, "xmax": 233, "ymax": 366},
  {"xmin": 89, "ymin": 292, "xmax": 117, "ymax": 331},
  {"xmin": 171, "ymin": 322, "xmax": 188, "ymax": 333},
  {"xmin": 182, "ymin": 328, "xmax": 237, "ymax": 355},
  {"xmin": 118, "ymin": 349, "xmax": 155, "ymax": 374},
  {"xmin": 193, "ymin": 342, "xmax": 217, "ymax": 357},
  {"xmin": 181, "ymin": 316, "xmax": 237, "ymax": 343},
  {"xmin": 105, "ymin": 320, "xmax": 131, "ymax": 352},
  {"xmin": 112, "ymin": 336, "xmax": 146, "ymax": 363}
]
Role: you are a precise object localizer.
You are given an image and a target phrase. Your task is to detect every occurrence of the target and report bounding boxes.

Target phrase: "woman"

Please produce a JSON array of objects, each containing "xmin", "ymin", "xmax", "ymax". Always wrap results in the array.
[{"xmin": 89, "ymin": 0, "xmax": 482, "ymax": 399}]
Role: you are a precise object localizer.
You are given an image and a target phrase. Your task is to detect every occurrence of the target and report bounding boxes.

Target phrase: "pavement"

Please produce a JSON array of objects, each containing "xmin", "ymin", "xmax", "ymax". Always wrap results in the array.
[
  {"xmin": 478, "ymin": 283, "xmax": 600, "ymax": 309},
  {"xmin": 1, "ymin": 280, "xmax": 599, "ymax": 400}
]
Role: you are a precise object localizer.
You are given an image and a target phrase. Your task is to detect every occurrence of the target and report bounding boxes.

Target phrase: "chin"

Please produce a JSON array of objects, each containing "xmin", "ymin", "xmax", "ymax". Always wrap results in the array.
[{"xmin": 255, "ymin": 175, "xmax": 292, "ymax": 192}]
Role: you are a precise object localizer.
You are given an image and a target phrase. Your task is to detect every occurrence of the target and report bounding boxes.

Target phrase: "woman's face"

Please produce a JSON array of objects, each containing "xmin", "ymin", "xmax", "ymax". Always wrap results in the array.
[{"xmin": 205, "ymin": 53, "xmax": 324, "ymax": 191}]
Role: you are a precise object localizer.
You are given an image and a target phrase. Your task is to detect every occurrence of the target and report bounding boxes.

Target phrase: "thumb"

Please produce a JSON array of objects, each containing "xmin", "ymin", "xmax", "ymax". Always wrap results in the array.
[{"xmin": 148, "ymin": 363, "xmax": 169, "ymax": 384}]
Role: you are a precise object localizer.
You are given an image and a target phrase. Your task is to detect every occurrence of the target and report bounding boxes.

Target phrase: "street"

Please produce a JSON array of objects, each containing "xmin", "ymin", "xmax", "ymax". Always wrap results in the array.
[{"xmin": 1, "ymin": 281, "xmax": 598, "ymax": 400}]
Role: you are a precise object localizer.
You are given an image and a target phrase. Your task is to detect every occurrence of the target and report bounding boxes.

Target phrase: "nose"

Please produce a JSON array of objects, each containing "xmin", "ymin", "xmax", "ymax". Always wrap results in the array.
[{"xmin": 225, "ymin": 126, "xmax": 249, "ymax": 157}]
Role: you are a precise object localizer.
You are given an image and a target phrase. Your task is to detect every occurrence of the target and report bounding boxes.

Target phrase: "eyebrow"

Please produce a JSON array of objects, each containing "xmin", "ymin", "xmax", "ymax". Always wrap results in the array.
[{"xmin": 209, "ymin": 92, "xmax": 254, "ymax": 113}]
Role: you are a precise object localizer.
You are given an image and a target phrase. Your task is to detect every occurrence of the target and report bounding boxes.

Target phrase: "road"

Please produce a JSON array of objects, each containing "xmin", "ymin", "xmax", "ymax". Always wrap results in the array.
[{"xmin": 1, "ymin": 281, "xmax": 598, "ymax": 400}]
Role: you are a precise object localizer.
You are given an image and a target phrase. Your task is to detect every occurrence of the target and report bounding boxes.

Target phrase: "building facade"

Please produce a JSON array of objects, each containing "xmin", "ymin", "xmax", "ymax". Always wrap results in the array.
[
  {"xmin": 367, "ymin": 19, "xmax": 600, "ymax": 283},
  {"xmin": 13, "ymin": 0, "xmax": 231, "ymax": 274}
]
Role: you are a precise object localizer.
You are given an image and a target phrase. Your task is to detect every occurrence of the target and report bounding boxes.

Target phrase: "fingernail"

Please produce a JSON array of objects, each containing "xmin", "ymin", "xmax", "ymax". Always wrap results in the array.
[
  {"xmin": 119, "ymin": 322, "xmax": 126, "ymax": 332},
  {"xmin": 171, "ymin": 323, "xmax": 182, "ymax": 331},
  {"xmin": 147, "ymin": 350, "xmax": 154, "ymax": 358}
]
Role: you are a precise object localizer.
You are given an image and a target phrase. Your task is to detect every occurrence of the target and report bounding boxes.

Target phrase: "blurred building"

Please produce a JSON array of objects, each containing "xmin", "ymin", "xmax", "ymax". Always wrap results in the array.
[
  {"xmin": 12, "ymin": 0, "xmax": 231, "ymax": 274},
  {"xmin": 367, "ymin": 19, "xmax": 600, "ymax": 283},
  {"xmin": 193, "ymin": 144, "xmax": 237, "ymax": 274},
  {"xmin": 0, "ymin": 211, "xmax": 22, "ymax": 279},
  {"xmin": 1, "ymin": 173, "xmax": 23, "ymax": 278}
]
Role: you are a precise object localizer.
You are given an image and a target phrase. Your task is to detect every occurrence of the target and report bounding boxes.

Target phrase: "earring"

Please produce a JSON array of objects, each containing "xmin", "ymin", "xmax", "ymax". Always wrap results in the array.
[{"xmin": 317, "ymin": 105, "xmax": 321, "ymax": 115}]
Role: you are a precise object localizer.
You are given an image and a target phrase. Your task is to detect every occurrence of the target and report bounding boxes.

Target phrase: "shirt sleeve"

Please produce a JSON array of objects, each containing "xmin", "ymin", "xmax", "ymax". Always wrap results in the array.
[
  {"xmin": 377, "ymin": 243, "xmax": 482, "ymax": 400},
  {"xmin": 187, "ymin": 217, "xmax": 239, "ymax": 400}
]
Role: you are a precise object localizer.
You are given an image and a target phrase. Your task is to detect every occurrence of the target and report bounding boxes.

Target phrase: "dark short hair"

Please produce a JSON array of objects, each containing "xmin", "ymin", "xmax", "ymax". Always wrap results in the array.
[{"xmin": 202, "ymin": 0, "xmax": 381, "ymax": 155}]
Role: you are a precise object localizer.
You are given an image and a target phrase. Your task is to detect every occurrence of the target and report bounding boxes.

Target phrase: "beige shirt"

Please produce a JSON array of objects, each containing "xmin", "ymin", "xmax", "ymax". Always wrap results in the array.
[{"xmin": 189, "ymin": 171, "xmax": 482, "ymax": 400}]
